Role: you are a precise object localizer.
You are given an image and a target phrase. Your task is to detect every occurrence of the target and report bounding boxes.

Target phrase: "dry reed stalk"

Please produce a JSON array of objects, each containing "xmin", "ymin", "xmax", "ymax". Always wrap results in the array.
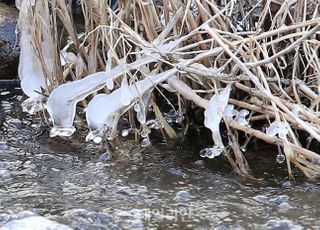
[{"xmin": 22, "ymin": 0, "xmax": 320, "ymax": 178}]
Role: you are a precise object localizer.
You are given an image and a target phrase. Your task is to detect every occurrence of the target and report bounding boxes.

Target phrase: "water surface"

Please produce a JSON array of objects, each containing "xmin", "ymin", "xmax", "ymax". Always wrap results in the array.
[{"xmin": 0, "ymin": 87, "xmax": 319, "ymax": 229}]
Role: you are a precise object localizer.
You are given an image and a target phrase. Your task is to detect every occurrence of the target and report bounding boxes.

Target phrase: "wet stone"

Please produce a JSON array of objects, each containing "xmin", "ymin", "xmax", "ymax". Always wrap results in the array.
[
  {"xmin": 0, "ymin": 141, "xmax": 10, "ymax": 150},
  {"xmin": 264, "ymin": 219, "xmax": 303, "ymax": 230},
  {"xmin": 175, "ymin": 190, "xmax": 191, "ymax": 201},
  {"xmin": 278, "ymin": 202, "xmax": 292, "ymax": 211},
  {"xmin": 270, "ymin": 195, "xmax": 289, "ymax": 205},
  {"xmin": 253, "ymin": 195, "xmax": 270, "ymax": 205},
  {"xmin": 0, "ymin": 169, "xmax": 11, "ymax": 180},
  {"xmin": 282, "ymin": 181, "xmax": 293, "ymax": 189},
  {"xmin": 100, "ymin": 152, "xmax": 111, "ymax": 162},
  {"xmin": 194, "ymin": 159, "xmax": 205, "ymax": 166}
]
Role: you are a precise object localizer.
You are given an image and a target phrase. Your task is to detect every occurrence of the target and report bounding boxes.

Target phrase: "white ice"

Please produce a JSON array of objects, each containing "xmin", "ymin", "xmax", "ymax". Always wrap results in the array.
[
  {"xmin": 204, "ymin": 85, "xmax": 231, "ymax": 155},
  {"xmin": 47, "ymin": 39, "xmax": 181, "ymax": 137},
  {"xmin": 47, "ymin": 66, "xmax": 152, "ymax": 137},
  {"xmin": 266, "ymin": 121, "xmax": 290, "ymax": 139},
  {"xmin": 17, "ymin": 0, "xmax": 56, "ymax": 114},
  {"xmin": 1, "ymin": 212, "xmax": 72, "ymax": 230},
  {"xmin": 85, "ymin": 69, "xmax": 177, "ymax": 142}
]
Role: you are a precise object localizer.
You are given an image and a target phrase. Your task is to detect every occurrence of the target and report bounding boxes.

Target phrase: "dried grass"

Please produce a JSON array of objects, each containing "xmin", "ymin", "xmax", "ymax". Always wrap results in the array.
[{"xmin": 25, "ymin": 0, "xmax": 320, "ymax": 178}]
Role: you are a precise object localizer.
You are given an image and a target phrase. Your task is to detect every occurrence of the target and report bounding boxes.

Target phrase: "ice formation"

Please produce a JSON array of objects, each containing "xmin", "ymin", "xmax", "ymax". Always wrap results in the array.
[
  {"xmin": 266, "ymin": 121, "xmax": 290, "ymax": 139},
  {"xmin": 47, "ymin": 40, "xmax": 180, "ymax": 137},
  {"xmin": 235, "ymin": 109, "xmax": 250, "ymax": 126},
  {"xmin": 120, "ymin": 76, "xmax": 133, "ymax": 106},
  {"xmin": 203, "ymin": 85, "xmax": 231, "ymax": 156},
  {"xmin": 17, "ymin": 1, "xmax": 58, "ymax": 116},
  {"xmin": 85, "ymin": 69, "xmax": 177, "ymax": 142},
  {"xmin": 17, "ymin": 0, "xmax": 48, "ymax": 113},
  {"xmin": 223, "ymin": 105, "xmax": 238, "ymax": 123},
  {"xmin": 17, "ymin": 0, "xmax": 46, "ymax": 98}
]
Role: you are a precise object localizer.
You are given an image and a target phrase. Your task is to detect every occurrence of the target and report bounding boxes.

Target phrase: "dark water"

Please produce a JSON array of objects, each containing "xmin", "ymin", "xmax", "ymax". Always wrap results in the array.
[{"xmin": 0, "ymin": 87, "xmax": 320, "ymax": 229}]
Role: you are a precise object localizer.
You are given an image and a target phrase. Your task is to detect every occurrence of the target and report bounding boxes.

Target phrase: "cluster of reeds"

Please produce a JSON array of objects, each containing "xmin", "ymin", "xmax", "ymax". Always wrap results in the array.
[{"xmin": 18, "ymin": 0, "xmax": 320, "ymax": 178}]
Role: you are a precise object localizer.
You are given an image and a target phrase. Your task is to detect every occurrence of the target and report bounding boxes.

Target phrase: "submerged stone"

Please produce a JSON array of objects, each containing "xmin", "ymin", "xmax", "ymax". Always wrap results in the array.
[
  {"xmin": 1, "ymin": 213, "xmax": 72, "ymax": 230},
  {"xmin": 263, "ymin": 219, "xmax": 303, "ymax": 230},
  {"xmin": 0, "ymin": 141, "xmax": 9, "ymax": 150},
  {"xmin": 175, "ymin": 190, "xmax": 191, "ymax": 200}
]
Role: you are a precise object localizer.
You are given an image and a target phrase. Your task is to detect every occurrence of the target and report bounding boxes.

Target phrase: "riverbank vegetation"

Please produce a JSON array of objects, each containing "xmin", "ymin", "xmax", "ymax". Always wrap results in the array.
[{"xmin": 16, "ymin": 0, "xmax": 320, "ymax": 178}]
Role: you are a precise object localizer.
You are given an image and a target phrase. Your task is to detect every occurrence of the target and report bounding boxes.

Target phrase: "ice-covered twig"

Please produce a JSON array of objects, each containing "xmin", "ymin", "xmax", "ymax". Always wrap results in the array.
[
  {"xmin": 85, "ymin": 68, "xmax": 178, "ymax": 142},
  {"xmin": 47, "ymin": 40, "xmax": 181, "ymax": 137}
]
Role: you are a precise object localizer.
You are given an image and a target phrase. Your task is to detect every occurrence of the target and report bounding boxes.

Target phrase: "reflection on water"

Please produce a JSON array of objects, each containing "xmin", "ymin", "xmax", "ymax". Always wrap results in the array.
[{"xmin": 0, "ymin": 87, "xmax": 320, "ymax": 229}]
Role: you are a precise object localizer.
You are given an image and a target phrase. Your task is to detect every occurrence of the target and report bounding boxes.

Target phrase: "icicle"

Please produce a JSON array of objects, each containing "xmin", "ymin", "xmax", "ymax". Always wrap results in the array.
[
  {"xmin": 120, "ymin": 76, "xmax": 133, "ymax": 106},
  {"xmin": 204, "ymin": 85, "xmax": 231, "ymax": 151},
  {"xmin": 17, "ymin": 0, "xmax": 46, "ymax": 99},
  {"xmin": 136, "ymin": 91, "xmax": 151, "ymax": 125},
  {"xmin": 85, "ymin": 69, "xmax": 177, "ymax": 142}
]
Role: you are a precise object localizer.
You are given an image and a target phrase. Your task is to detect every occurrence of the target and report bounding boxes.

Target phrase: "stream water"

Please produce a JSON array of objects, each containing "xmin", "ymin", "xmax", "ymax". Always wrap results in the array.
[{"xmin": 0, "ymin": 86, "xmax": 320, "ymax": 229}]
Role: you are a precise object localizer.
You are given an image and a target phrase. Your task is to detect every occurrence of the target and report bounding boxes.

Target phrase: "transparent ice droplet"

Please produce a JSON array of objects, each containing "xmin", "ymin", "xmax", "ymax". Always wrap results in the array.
[
  {"xmin": 21, "ymin": 97, "xmax": 46, "ymax": 115},
  {"xmin": 235, "ymin": 109, "xmax": 249, "ymax": 126},
  {"xmin": 147, "ymin": 119, "xmax": 163, "ymax": 129},
  {"xmin": 206, "ymin": 148, "xmax": 215, "ymax": 159},
  {"xmin": 93, "ymin": 136, "xmax": 103, "ymax": 144},
  {"xmin": 240, "ymin": 146, "xmax": 247, "ymax": 152},
  {"xmin": 199, "ymin": 148, "xmax": 207, "ymax": 158},
  {"xmin": 223, "ymin": 104, "xmax": 238, "ymax": 122},
  {"xmin": 278, "ymin": 123, "xmax": 290, "ymax": 139},
  {"xmin": 50, "ymin": 126, "xmax": 76, "ymax": 137},
  {"xmin": 212, "ymin": 145, "xmax": 224, "ymax": 157},
  {"xmin": 266, "ymin": 121, "xmax": 281, "ymax": 137},
  {"xmin": 276, "ymin": 153, "xmax": 286, "ymax": 163},
  {"xmin": 165, "ymin": 116, "xmax": 173, "ymax": 123},
  {"xmin": 106, "ymin": 78, "xmax": 114, "ymax": 90},
  {"xmin": 121, "ymin": 129, "xmax": 130, "ymax": 137},
  {"xmin": 199, "ymin": 146, "xmax": 224, "ymax": 159},
  {"xmin": 133, "ymin": 103, "xmax": 140, "ymax": 112},
  {"xmin": 174, "ymin": 113, "xmax": 184, "ymax": 123},
  {"xmin": 141, "ymin": 137, "xmax": 151, "ymax": 147}
]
